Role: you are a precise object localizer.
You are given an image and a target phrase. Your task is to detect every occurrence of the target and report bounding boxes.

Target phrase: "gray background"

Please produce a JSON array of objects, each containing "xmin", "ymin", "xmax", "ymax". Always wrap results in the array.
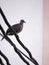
[{"xmin": 0, "ymin": 0, "xmax": 43, "ymax": 65}]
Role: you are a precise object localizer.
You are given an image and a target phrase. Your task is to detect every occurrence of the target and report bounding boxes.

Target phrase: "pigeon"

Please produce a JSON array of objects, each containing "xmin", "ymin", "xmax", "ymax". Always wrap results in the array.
[{"xmin": 1, "ymin": 19, "xmax": 25, "ymax": 40}]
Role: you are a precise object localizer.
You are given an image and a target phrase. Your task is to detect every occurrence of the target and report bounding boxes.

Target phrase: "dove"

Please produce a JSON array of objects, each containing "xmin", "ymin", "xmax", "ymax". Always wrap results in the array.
[{"xmin": 1, "ymin": 19, "xmax": 25, "ymax": 40}]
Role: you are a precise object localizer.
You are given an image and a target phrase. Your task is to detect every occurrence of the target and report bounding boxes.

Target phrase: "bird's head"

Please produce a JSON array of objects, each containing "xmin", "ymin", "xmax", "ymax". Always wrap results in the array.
[{"xmin": 20, "ymin": 19, "xmax": 26, "ymax": 24}]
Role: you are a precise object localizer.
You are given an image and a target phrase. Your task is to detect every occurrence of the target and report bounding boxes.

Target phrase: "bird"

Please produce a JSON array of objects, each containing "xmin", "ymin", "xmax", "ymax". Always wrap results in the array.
[{"xmin": 1, "ymin": 19, "xmax": 25, "ymax": 40}]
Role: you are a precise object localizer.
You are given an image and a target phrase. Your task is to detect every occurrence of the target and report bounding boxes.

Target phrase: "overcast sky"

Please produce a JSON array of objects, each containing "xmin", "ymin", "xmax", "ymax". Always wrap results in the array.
[{"xmin": 0, "ymin": 0, "xmax": 43, "ymax": 65}]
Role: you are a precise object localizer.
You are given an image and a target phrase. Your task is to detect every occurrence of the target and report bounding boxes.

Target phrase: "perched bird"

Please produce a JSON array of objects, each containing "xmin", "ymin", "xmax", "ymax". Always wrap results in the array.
[{"xmin": 1, "ymin": 19, "xmax": 25, "ymax": 40}]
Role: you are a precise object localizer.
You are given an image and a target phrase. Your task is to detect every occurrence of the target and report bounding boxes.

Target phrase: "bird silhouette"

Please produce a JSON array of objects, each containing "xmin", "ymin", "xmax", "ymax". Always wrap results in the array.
[{"xmin": 1, "ymin": 19, "xmax": 25, "ymax": 40}]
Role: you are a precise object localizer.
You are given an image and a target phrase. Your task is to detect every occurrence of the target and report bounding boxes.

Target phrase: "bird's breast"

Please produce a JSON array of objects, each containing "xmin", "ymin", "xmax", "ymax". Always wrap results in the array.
[{"xmin": 19, "ymin": 25, "xmax": 23, "ymax": 32}]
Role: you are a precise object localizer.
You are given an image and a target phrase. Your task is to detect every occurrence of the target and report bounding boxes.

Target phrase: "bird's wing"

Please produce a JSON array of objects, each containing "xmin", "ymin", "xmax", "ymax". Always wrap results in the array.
[
  {"xmin": 12, "ymin": 24, "xmax": 22, "ymax": 33},
  {"xmin": 12, "ymin": 24, "xmax": 19, "ymax": 30},
  {"xmin": 6, "ymin": 27, "xmax": 12, "ymax": 35},
  {"xmin": 6, "ymin": 24, "xmax": 21, "ymax": 35}
]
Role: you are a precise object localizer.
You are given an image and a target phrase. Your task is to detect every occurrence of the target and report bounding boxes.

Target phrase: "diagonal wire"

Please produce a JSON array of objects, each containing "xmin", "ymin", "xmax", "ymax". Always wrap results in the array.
[{"xmin": 0, "ymin": 7, "xmax": 39, "ymax": 65}]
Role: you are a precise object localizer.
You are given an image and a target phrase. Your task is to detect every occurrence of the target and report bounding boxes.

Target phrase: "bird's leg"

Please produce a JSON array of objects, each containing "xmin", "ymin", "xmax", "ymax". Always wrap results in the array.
[{"xmin": 0, "ymin": 33, "xmax": 4, "ymax": 41}]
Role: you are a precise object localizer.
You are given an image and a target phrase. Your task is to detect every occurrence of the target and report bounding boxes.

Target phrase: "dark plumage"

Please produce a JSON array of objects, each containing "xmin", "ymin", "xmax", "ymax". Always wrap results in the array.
[{"xmin": 1, "ymin": 19, "xmax": 25, "ymax": 40}]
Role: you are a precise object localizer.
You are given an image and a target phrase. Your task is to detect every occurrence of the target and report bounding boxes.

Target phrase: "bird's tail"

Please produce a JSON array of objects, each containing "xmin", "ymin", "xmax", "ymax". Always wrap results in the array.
[
  {"xmin": 1, "ymin": 31, "xmax": 8, "ymax": 41},
  {"xmin": 1, "ymin": 36, "xmax": 5, "ymax": 41}
]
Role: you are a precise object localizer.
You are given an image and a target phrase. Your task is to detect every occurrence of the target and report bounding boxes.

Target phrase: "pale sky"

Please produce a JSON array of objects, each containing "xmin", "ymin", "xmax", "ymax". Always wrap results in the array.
[{"xmin": 0, "ymin": 0, "xmax": 43, "ymax": 65}]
